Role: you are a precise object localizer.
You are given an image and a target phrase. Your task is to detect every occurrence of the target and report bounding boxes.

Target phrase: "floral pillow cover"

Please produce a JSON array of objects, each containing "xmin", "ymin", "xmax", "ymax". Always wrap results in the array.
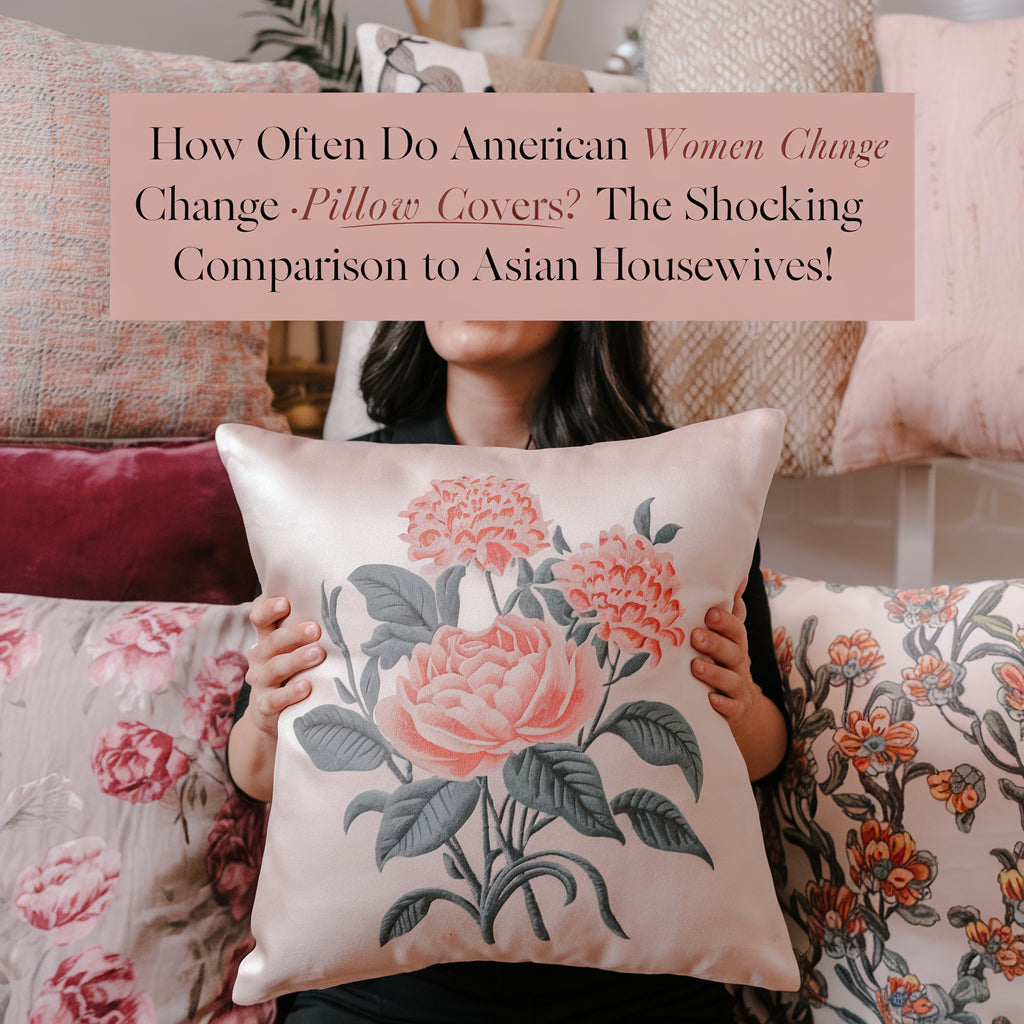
[
  {"xmin": 740, "ymin": 573, "xmax": 1024, "ymax": 1024},
  {"xmin": 0, "ymin": 594, "xmax": 273, "ymax": 1024},
  {"xmin": 216, "ymin": 410, "xmax": 799, "ymax": 1004}
]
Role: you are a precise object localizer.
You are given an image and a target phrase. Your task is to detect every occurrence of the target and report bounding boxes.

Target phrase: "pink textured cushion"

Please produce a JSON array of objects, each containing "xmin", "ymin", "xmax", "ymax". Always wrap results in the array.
[
  {"xmin": 0, "ymin": 16, "xmax": 318, "ymax": 442},
  {"xmin": 216, "ymin": 411, "xmax": 798, "ymax": 1004},
  {"xmin": 0, "ymin": 594, "xmax": 274, "ymax": 1023},
  {"xmin": 833, "ymin": 15, "xmax": 1024, "ymax": 470},
  {"xmin": 0, "ymin": 442, "xmax": 257, "ymax": 603}
]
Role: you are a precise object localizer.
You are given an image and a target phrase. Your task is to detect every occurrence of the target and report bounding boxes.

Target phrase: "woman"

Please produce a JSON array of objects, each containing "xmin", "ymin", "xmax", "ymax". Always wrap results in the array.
[{"xmin": 229, "ymin": 321, "xmax": 788, "ymax": 1022}]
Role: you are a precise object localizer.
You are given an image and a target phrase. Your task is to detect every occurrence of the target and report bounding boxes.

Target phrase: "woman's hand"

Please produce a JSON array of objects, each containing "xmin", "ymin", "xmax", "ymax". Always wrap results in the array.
[
  {"xmin": 690, "ymin": 585, "xmax": 787, "ymax": 781},
  {"xmin": 243, "ymin": 594, "xmax": 323, "ymax": 737},
  {"xmin": 227, "ymin": 594, "xmax": 324, "ymax": 802}
]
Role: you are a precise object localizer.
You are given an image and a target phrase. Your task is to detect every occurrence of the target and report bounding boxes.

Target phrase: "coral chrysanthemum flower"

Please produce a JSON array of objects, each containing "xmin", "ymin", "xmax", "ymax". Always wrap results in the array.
[
  {"xmin": 834, "ymin": 709, "xmax": 917, "ymax": 776},
  {"xmin": 901, "ymin": 654, "xmax": 962, "ymax": 707},
  {"xmin": 805, "ymin": 881, "xmax": 865, "ymax": 957},
  {"xmin": 400, "ymin": 476, "xmax": 550, "ymax": 575},
  {"xmin": 551, "ymin": 526, "xmax": 685, "ymax": 666},
  {"xmin": 875, "ymin": 975, "xmax": 934, "ymax": 1024},
  {"xmin": 966, "ymin": 918, "xmax": 1024, "ymax": 980},
  {"xmin": 847, "ymin": 820, "xmax": 933, "ymax": 906},
  {"xmin": 826, "ymin": 630, "xmax": 884, "ymax": 688},
  {"xmin": 995, "ymin": 662, "xmax": 1024, "ymax": 722},
  {"xmin": 884, "ymin": 586, "xmax": 969, "ymax": 628},
  {"xmin": 927, "ymin": 764, "xmax": 985, "ymax": 815}
]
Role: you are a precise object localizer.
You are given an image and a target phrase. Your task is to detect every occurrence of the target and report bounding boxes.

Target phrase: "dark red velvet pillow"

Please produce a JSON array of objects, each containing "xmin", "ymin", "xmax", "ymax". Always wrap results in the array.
[{"xmin": 2, "ymin": 441, "xmax": 257, "ymax": 603}]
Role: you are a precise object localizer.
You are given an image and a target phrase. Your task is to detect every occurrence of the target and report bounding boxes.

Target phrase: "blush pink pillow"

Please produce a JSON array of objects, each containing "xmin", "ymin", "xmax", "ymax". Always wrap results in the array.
[
  {"xmin": 833, "ymin": 15, "xmax": 1024, "ymax": 470},
  {"xmin": 216, "ymin": 410, "xmax": 798, "ymax": 1004},
  {"xmin": 0, "ymin": 442, "xmax": 257, "ymax": 603},
  {"xmin": 0, "ymin": 16, "xmax": 317, "ymax": 442}
]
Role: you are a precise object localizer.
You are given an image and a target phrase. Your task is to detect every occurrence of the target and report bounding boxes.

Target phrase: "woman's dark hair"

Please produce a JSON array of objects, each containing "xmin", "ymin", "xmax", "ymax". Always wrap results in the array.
[{"xmin": 359, "ymin": 322, "xmax": 669, "ymax": 448}]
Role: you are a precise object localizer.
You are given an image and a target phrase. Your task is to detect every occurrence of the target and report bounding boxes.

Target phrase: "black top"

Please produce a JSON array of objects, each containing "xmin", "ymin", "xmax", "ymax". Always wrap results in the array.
[{"xmin": 232, "ymin": 407, "xmax": 786, "ymax": 1024}]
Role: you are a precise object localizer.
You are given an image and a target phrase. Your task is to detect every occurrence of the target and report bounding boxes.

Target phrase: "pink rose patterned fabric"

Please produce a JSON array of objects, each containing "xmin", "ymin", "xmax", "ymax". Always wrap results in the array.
[
  {"xmin": 736, "ymin": 574, "xmax": 1024, "ymax": 1024},
  {"xmin": 14, "ymin": 838, "xmax": 121, "ymax": 945},
  {"xmin": 0, "ymin": 599, "xmax": 41, "ymax": 685},
  {"xmin": 91, "ymin": 722, "xmax": 190, "ymax": 804},
  {"xmin": 0, "ymin": 594, "xmax": 275, "ymax": 1023},
  {"xmin": 184, "ymin": 651, "xmax": 251, "ymax": 748},
  {"xmin": 216, "ymin": 411, "xmax": 797, "ymax": 1003},
  {"xmin": 87, "ymin": 604, "xmax": 206, "ymax": 698},
  {"xmin": 27, "ymin": 947, "xmax": 158, "ymax": 1024}
]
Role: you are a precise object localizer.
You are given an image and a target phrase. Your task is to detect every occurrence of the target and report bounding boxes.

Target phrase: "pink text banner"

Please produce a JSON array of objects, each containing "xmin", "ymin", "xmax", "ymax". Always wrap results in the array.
[{"xmin": 109, "ymin": 91, "xmax": 913, "ymax": 321}]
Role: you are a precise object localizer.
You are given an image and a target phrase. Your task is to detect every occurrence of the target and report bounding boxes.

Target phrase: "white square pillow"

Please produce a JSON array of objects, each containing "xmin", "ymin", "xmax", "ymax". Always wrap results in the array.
[{"xmin": 216, "ymin": 409, "xmax": 799, "ymax": 1004}]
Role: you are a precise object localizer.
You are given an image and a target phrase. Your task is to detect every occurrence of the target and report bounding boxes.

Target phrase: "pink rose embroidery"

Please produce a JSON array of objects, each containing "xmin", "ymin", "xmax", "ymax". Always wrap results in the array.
[
  {"xmin": 28, "ymin": 947, "xmax": 157, "ymax": 1024},
  {"xmin": 400, "ymin": 475, "xmax": 550, "ymax": 575},
  {"xmin": 91, "ymin": 721, "xmax": 189, "ymax": 804},
  {"xmin": 88, "ymin": 603, "xmax": 205, "ymax": 694},
  {"xmin": 206, "ymin": 792, "xmax": 267, "ymax": 921},
  {"xmin": 183, "ymin": 650, "xmax": 249, "ymax": 748},
  {"xmin": 14, "ymin": 837, "xmax": 121, "ymax": 945},
  {"xmin": 551, "ymin": 526, "xmax": 686, "ymax": 666},
  {"xmin": 207, "ymin": 938, "xmax": 276, "ymax": 1024},
  {"xmin": 0, "ymin": 601, "xmax": 41, "ymax": 686},
  {"xmin": 375, "ymin": 614, "xmax": 600, "ymax": 779}
]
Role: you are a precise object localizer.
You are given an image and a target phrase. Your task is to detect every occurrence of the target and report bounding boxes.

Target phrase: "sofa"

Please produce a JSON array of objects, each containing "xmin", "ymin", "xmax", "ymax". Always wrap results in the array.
[{"xmin": 3, "ymin": 4, "xmax": 1024, "ymax": 1024}]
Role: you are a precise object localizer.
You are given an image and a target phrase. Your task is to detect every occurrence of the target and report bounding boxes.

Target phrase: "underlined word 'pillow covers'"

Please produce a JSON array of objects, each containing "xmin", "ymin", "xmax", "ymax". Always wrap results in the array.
[{"xmin": 215, "ymin": 409, "xmax": 798, "ymax": 1003}]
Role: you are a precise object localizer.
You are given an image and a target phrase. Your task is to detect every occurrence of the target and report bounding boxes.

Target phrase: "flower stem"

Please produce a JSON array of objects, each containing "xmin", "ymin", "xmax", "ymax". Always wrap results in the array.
[
  {"xmin": 480, "ymin": 777, "xmax": 548, "ymax": 940},
  {"xmin": 485, "ymin": 571, "xmax": 502, "ymax": 615}
]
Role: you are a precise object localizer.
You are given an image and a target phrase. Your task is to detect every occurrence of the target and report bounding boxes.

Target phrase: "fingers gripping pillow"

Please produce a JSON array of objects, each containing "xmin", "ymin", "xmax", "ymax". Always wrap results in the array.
[{"xmin": 215, "ymin": 409, "xmax": 797, "ymax": 1003}]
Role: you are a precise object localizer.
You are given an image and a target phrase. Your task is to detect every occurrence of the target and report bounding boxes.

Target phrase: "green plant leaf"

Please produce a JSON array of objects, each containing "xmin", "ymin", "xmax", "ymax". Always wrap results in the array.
[
  {"xmin": 593, "ymin": 701, "xmax": 702, "ymax": 799},
  {"xmin": 616, "ymin": 653, "xmax": 651, "ymax": 680},
  {"xmin": 652, "ymin": 522, "xmax": 682, "ymax": 545},
  {"xmin": 343, "ymin": 789, "xmax": 388, "ymax": 832},
  {"xmin": 360, "ymin": 620, "xmax": 435, "ymax": 669},
  {"xmin": 633, "ymin": 497, "xmax": 654, "ymax": 540},
  {"xmin": 379, "ymin": 888, "xmax": 476, "ymax": 945},
  {"xmin": 535, "ymin": 586, "xmax": 576, "ymax": 627},
  {"xmin": 832, "ymin": 792, "xmax": 877, "ymax": 822},
  {"xmin": 949, "ymin": 975, "xmax": 989, "ymax": 1009},
  {"xmin": 503, "ymin": 745, "xmax": 623, "ymax": 841},
  {"xmin": 946, "ymin": 904, "xmax": 981, "ymax": 929},
  {"xmin": 295, "ymin": 705, "xmax": 393, "ymax": 772},
  {"xmin": 895, "ymin": 901, "xmax": 940, "ymax": 927},
  {"xmin": 376, "ymin": 779, "xmax": 480, "ymax": 869},
  {"xmin": 983, "ymin": 710, "xmax": 1018, "ymax": 757},
  {"xmin": 517, "ymin": 590, "xmax": 545, "ymax": 621},
  {"xmin": 360, "ymin": 658, "xmax": 381, "ymax": 711},
  {"xmin": 610, "ymin": 788, "xmax": 713, "ymax": 865},
  {"xmin": 973, "ymin": 613, "xmax": 1018, "ymax": 642},
  {"xmin": 436, "ymin": 564, "xmax": 465, "ymax": 626},
  {"xmin": 349, "ymin": 564, "xmax": 439, "ymax": 630},
  {"xmin": 552, "ymin": 525, "xmax": 571, "ymax": 555}
]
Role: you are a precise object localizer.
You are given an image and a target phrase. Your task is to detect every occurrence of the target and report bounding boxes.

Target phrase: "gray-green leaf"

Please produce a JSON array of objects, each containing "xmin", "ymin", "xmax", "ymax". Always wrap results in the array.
[
  {"xmin": 376, "ymin": 778, "xmax": 480, "ymax": 869},
  {"xmin": 593, "ymin": 701, "xmax": 702, "ymax": 799},
  {"xmin": 295, "ymin": 705, "xmax": 393, "ymax": 772},
  {"xmin": 610, "ymin": 788, "xmax": 713, "ymax": 865},
  {"xmin": 503, "ymin": 744, "xmax": 623, "ymax": 842}
]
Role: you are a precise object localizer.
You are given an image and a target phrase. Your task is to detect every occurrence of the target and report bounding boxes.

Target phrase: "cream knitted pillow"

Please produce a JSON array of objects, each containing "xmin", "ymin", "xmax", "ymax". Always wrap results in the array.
[{"xmin": 639, "ymin": 0, "xmax": 877, "ymax": 476}]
